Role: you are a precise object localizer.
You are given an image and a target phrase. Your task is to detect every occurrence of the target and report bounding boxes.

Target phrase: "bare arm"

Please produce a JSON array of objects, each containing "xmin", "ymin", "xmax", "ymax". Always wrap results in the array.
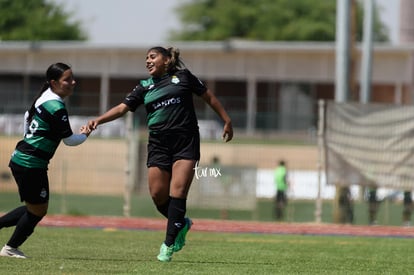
[
  {"xmin": 201, "ymin": 89, "xmax": 233, "ymax": 142},
  {"xmin": 87, "ymin": 103, "xmax": 130, "ymax": 130}
]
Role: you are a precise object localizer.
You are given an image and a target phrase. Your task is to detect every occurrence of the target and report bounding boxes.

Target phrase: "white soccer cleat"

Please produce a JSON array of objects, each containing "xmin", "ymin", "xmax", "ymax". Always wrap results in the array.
[{"xmin": 0, "ymin": 245, "xmax": 27, "ymax": 259}]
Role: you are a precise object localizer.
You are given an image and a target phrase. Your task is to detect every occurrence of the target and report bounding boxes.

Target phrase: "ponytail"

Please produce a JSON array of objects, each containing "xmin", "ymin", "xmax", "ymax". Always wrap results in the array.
[
  {"xmin": 26, "ymin": 82, "xmax": 49, "ymax": 123},
  {"xmin": 166, "ymin": 47, "xmax": 186, "ymax": 73}
]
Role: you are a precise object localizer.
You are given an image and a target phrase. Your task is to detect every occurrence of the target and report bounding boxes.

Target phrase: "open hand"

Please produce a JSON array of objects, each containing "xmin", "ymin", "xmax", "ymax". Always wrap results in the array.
[{"xmin": 80, "ymin": 125, "xmax": 92, "ymax": 137}]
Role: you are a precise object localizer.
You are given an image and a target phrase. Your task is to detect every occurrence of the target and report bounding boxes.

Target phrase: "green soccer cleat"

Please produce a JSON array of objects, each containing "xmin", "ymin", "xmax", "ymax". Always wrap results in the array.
[
  {"xmin": 173, "ymin": 217, "xmax": 193, "ymax": 252},
  {"xmin": 157, "ymin": 243, "xmax": 174, "ymax": 262}
]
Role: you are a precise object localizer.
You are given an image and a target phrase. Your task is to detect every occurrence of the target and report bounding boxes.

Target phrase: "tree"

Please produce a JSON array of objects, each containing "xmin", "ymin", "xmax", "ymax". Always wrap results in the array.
[
  {"xmin": 170, "ymin": 0, "xmax": 388, "ymax": 42},
  {"xmin": 0, "ymin": 0, "xmax": 86, "ymax": 41}
]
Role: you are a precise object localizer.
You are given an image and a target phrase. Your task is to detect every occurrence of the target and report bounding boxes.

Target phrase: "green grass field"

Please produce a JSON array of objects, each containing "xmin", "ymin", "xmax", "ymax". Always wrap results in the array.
[
  {"xmin": 0, "ymin": 192, "xmax": 413, "ymax": 273},
  {"xmin": 0, "ymin": 226, "xmax": 413, "ymax": 274}
]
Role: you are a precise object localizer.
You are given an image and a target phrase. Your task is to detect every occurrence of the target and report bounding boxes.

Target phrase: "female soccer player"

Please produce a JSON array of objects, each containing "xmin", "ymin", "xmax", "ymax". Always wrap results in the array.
[
  {"xmin": 0, "ymin": 62, "xmax": 91, "ymax": 258},
  {"xmin": 87, "ymin": 46, "xmax": 233, "ymax": 262}
]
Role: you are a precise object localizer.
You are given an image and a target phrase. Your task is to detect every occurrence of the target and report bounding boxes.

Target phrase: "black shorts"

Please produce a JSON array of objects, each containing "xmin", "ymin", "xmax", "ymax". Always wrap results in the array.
[
  {"xmin": 9, "ymin": 161, "xmax": 49, "ymax": 204},
  {"xmin": 147, "ymin": 132, "xmax": 200, "ymax": 172}
]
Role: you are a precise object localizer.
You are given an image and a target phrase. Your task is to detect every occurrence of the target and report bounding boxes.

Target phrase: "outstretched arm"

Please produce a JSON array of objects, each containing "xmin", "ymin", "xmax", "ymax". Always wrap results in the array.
[
  {"xmin": 201, "ymin": 89, "xmax": 233, "ymax": 142},
  {"xmin": 88, "ymin": 103, "xmax": 130, "ymax": 130},
  {"xmin": 62, "ymin": 126, "xmax": 90, "ymax": 146}
]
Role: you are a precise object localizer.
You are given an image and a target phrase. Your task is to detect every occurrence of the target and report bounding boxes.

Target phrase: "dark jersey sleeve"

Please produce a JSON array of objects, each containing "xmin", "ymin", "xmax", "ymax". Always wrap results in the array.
[
  {"xmin": 53, "ymin": 108, "xmax": 73, "ymax": 138},
  {"xmin": 123, "ymin": 84, "xmax": 145, "ymax": 112},
  {"xmin": 185, "ymin": 69, "xmax": 207, "ymax": 96}
]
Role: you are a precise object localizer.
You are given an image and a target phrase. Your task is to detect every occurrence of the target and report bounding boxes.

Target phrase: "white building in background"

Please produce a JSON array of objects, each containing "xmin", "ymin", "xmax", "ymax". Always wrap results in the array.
[{"xmin": 1, "ymin": 40, "xmax": 414, "ymax": 135}]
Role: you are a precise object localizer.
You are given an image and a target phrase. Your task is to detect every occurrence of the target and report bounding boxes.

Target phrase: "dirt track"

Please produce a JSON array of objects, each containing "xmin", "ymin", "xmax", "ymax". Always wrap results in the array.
[{"xmin": 40, "ymin": 215, "xmax": 414, "ymax": 238}]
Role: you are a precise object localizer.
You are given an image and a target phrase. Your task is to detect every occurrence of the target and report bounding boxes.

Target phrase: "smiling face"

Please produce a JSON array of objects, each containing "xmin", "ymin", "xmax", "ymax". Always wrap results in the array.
[
  {"xmin": 146, "ymin": 49, "xmax": 170, "ymax": 77},
  {"xmin": 50, "ymin": 69, "xmax": 76, "ymax": 98}
]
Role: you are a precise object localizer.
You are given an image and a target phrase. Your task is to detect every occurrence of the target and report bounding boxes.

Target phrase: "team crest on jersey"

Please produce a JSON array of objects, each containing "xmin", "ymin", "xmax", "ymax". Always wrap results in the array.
[{"xmin": 171, "ymin": 76, "xmax": 180, "ymax": 84}]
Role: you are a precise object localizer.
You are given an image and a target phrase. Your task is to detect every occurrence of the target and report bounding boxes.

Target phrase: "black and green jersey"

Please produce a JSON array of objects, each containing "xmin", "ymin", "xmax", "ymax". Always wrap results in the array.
[
  {"xmin": 10, "ymin": 89, "xmax": 73, "ymax": 168},
  {"xmin": 123, "ymin": 69, "xmax": 207, "ymax": 135}
]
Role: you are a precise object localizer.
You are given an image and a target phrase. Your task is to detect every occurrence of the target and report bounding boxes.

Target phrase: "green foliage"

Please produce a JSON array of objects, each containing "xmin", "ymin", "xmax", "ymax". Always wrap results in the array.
[
  {"xmin": 0, "ymin": 0, "xmax": 86, "ymax": 41},
  {"xmin": 354, "ymin": 0, "xmax": 388, "ymax": 42},
  {"xmin": 171, "ymin": 0, "xmax": 388, "ymax": 42}
]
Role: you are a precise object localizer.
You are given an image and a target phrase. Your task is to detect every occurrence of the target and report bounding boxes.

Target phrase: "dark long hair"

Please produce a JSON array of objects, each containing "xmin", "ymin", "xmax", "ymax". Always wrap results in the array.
[
  {"xmin": 147, "ymin": 46, "xmax": 186, "ymax": 73},
  {"xmin": 26, "ymin": 62, "xmax": 71, "ymax": 123}
]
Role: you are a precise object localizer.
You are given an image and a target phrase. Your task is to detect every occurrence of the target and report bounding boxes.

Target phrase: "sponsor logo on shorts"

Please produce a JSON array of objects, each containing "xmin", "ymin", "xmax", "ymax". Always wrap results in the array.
[{"xmin": 40, "ymin": 188, "xmax": 47, "ymax": 198}]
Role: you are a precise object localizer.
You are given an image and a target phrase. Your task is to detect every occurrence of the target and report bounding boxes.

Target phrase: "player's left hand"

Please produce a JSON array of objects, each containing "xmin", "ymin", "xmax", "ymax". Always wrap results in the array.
[{"xmin": 222, "ymin": 122, "xmax": 233, "ymax": 142}]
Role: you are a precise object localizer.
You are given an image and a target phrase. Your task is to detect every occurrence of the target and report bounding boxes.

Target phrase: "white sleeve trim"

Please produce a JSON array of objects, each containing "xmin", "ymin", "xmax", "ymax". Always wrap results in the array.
[
  {"xmin": 63, "ymin": 134, "xmax": 88, "ymax": 146},
  {"xmin": 23, "ymin": 111, "xmax": 29, "ymax": 137}
]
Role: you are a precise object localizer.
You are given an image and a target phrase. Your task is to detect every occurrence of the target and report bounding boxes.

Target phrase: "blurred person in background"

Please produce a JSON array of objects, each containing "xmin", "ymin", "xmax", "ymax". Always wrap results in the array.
[
  {"xmin": 274, "ymin": 160, "xmax": 289, "ymax": 221},
  {"xmin": 87, "ymin": 46, "xmax": 233, "ymax": 262},
  {"xmin": 0, "ymin": 63, "xmax": 90, "ymax": 258},
  {"xmin": 367, "ymin": 186, "xmax": 379, "ymax": 225},
  {"xmin": 338, "ymin": 186, "xmax": 354, "ymax": 224},
  {"xmin": 402, "ymin": 191, "xmax": 413, "ymax": 227}
]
